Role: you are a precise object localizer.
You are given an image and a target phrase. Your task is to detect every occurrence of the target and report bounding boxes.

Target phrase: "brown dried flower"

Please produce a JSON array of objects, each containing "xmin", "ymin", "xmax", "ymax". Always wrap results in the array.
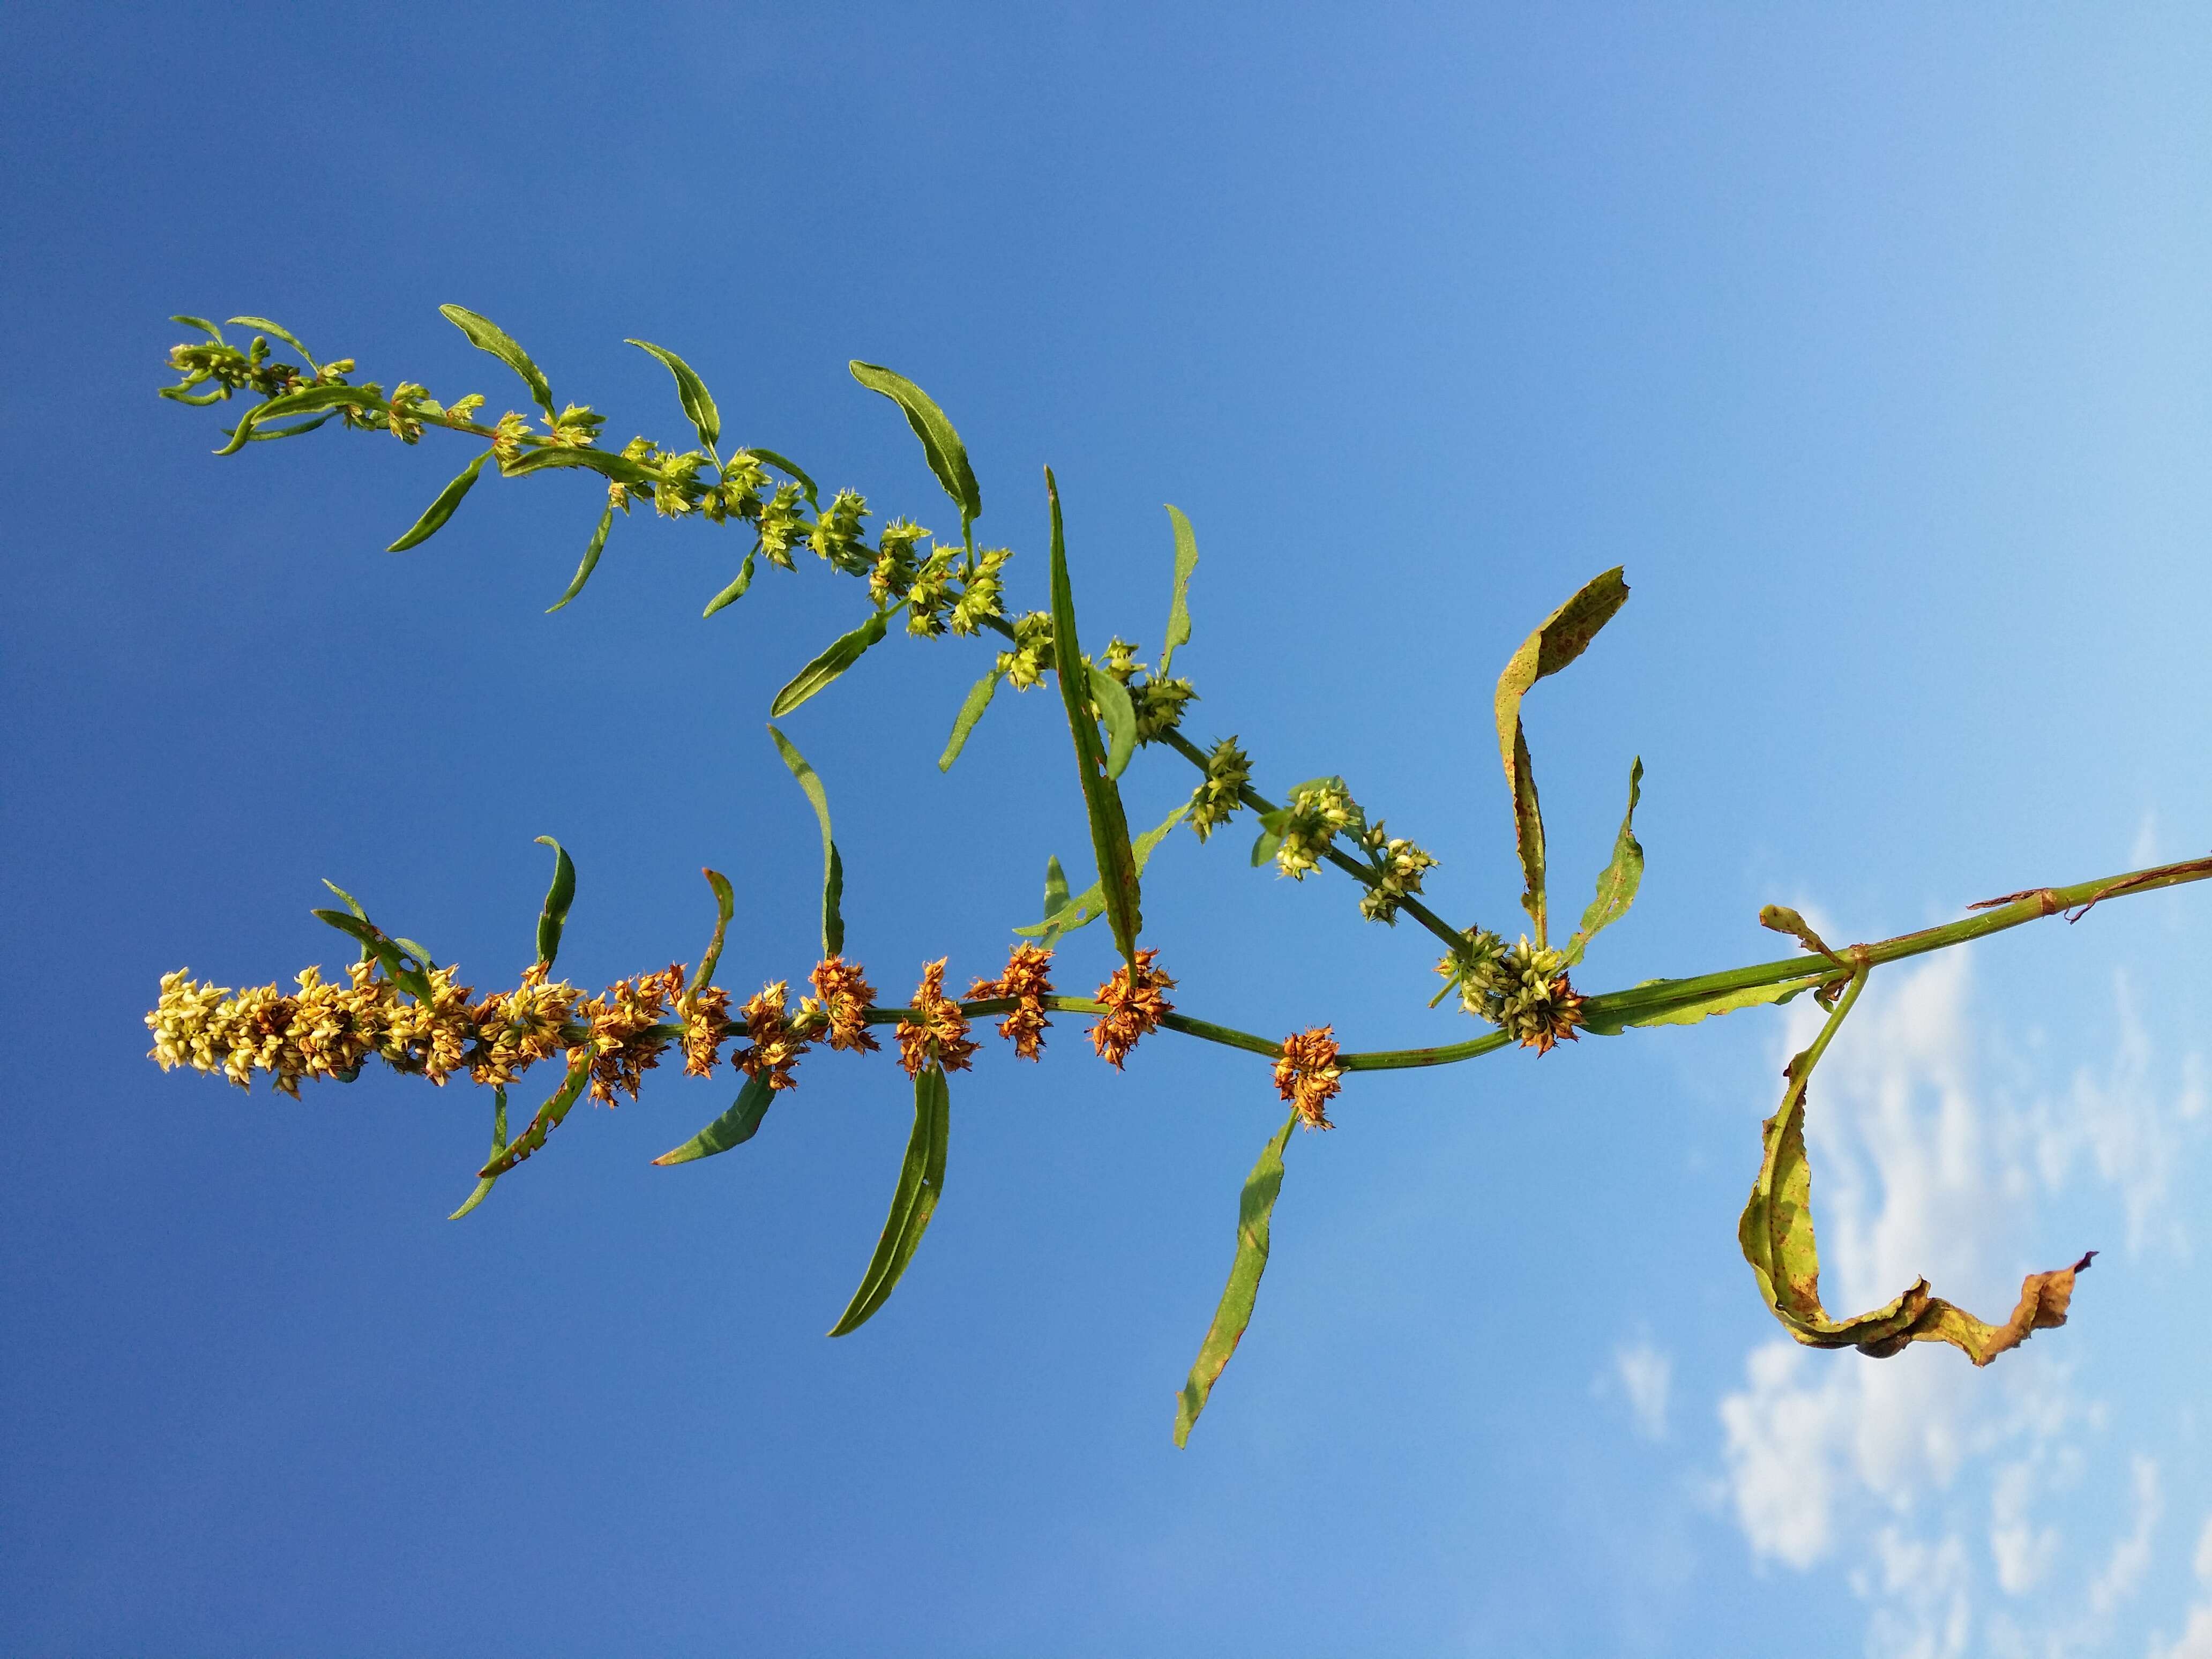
[
  {"xmin": 895, "ymin": 958, "xmax": 980, "ymax": 1078},
  {"xmin": 1088, "ymin": 948, "xmax": 1176, "ymax": 1070},
  {"xmin": 808, "ymin": 956, "xmax": 881, "ymax": 1053},
  {"xmin": 577, "ymin": 963, "xmax": 685, "ymax": 1104},
  {"xmin": 734, "ymin": 980, "xmax": 810, "ymax": 1091},
  {"xmin": 969, "ymin": 944, "xmax": 1055, "ymax": 1061},
  {"xmin": 681, "ymin": 983, "xmax": 734, "ymax": 1078},
  {"xmin": 1273, "ymin": 1025, "xmax": 1343, "ymax": 1130}
]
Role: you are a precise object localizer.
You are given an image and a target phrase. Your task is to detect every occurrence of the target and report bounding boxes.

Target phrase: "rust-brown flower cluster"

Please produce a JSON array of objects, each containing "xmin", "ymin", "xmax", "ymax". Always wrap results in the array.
[
  {"xmin": 733, "ymin": 981, "xmax": 811, "ymax": 1091},
  {"xmin": 968, "ymin": 944, "xmax": 1055, "ymax": 1061},
  {"xmin": 807, "ymin": 956, "xmax": 880, "ymax": 1053},
  {"xmin": 1273, "ymin": 1025, "xmax": 1343, "ymax": 1130},
  {"xmin": 576, "ymin": 965, "xmax": 685, "ymax": 1104},
  {"xmin": 680, "ymin": 983, "xmax": 733, "ymax": 1078},
  {"xmin": 895, "ymin": 959, "xmax": 980, "ymax": 1078},
  {"xmin": 1088, "ymin": 948, "xmax": 1176, "ymax": 1070}
]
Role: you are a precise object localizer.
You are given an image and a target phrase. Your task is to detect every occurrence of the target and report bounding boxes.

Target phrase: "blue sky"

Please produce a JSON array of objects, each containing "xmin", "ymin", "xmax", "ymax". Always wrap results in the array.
[{"xmin": 6, "ymin": 4, "xmax": 2212, "ymax": 1654}]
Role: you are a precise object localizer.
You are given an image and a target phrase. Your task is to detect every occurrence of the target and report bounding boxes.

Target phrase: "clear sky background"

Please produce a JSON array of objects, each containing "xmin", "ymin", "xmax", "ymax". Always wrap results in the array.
[{"xmin": 6, "ymin": 5, "xmax": 2212, "ymax": 1655}]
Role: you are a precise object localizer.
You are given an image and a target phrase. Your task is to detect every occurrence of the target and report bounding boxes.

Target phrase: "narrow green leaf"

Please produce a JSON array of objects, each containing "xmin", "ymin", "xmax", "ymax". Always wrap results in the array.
[
  {"xmin": 1579, "ymin": 977, "xmax": 1809, "ymax": 1036},
  {"xmin": 1174, "ymin": 1109, "xmax": 1298, "ymax": 1447},
  {"xmin": 1015, "ymin": 805, "xmax": 1188, "ymax": 946},
  {"xmin": 691, "ymin": 868, "xmax": 736, "ymax": 999},
  {"xmin": 700, "ymin": 550, "xmax": 756, "ymax": 618},
  {"xmin": 160, "ymin": 386, "xmax": 229, "ymax": 406},
  {"xmin": 653, "ymin": 1071, "xmax": 776, "ymax": 1165},
  {"xmin": 320, "ymin": 879, "xmax": 370, "ymax": 922},
  {"xmin": 211, "ymin": 384, "xmax": 373, "ymax": 454},
  {"xmin": 626, "ymin": 338, "xmax": 720, "ymax": 452},
  {"xmin": 440, "ymin": 302, "xmax": 555, "ymax": 418},
  {"xmin": 533, "ymin": 835, "xmax": 576, "ymax": 968},
  {"xmin": 1089, "ymin": 663, "xmax": 1139, "ymax": 781},
  {"xmin": 766, "ymin": 724, "xmax": 846, "ymax": 958},
  {"xmin": 849, "ymin": 362, "xmax": 981, "ymax": 536},
  {"xmin": 499, "ymin": 444, "xmax": 653, "ymax": 485},
  {"xmin": 449, "ymin": 1086, "xmax": 509, "ymax": 1220},
  {"xmin": 480, "ymin": 1053, "xmax": 592, "ymax": 1178},
  {"xmin": 226, "ymin": 316, "xmax": 320, "ymax": 372},
  {"xmin": 547, "ymin": 503, "xmax": 614, "ymax": 613},
  {"xmin": 1563, "ymin": 757, "xmax": 1645, "ymax": 966},
  {"xmin": 387, "ymin": 452, "xmax": 490, "ymax": 552},
  {"xmin": 1160, "ymin": 504, "xmax": 1199, "ymax": 675},
  {"xmin": 1043, "ymin": 855, "xmax": 1070, "ymax": 923},
  {"xmin": 171, "ymin": 315, "xmax": 225, "ymax": 342},
  {"xmin": 1047, "ymin": 468, "xmax": 1142, "ymax": 968},
  {"xmin": 769, "ymin": 608, "xmax": 891, "ymax": 718},
  {"xmin": 239, "ymin": 416, "xmax": 334, "ymax": 442},
  {"xmin": 938, "ymin": 670, "xmax": 1003, "ymax": 773},
  {"xmin": 739, "ymin": 449, "xmax": 819, "ymax": 508},
  {"xmin": 828, "ymin": 1064, "xmax": 951, "ymax": 1335},
  {"xmin": 1493, "ymin": 567, "xmax": 1630, "ymax": 947}
]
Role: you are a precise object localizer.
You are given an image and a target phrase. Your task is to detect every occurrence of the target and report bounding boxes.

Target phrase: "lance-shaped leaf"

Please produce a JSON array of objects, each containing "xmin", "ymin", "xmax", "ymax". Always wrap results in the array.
[
  {"xmin": 532, "ymin": 836, "xmax": 577, "ymax": 968},
  {"xmin": 212, "ymin": 384, "xmax": 377, "ymax": 453},
  {"xmin": 1160, "ymin": 504, "xmax": 1199, "ymax": 674},
  {"xmin": 1738, "ymin": 969, "xmax": 2096, "ymax": 1363},
  {"xmin": 1047, "ymin": 468, "xmax": 1142, "ymax": 968},
  {"xmin": 625, "ymin": 338, "xmax": 720, "ymax": 452},
  {"xmin": 1580, "ymin": 976, "xmax": 1811, "ymax": 1036},
  {"xmin": 547, "ymin": 504, "xmax": 614, "ymax": 612},
  {"xmin": 1563, "ymin": 757, "xmax": 1645, "ymax": 966},
  {"xmin": 739, "ymin": 448, "xmax": 819, "ymax": 508},
  {"xmin": 766, "ymin": 724, "xmax": 846, "ymax": 958},
  {"xmin": 849, "ymin": 362, "xmax": 980, "ymax": 540},
  {"xmin": 173, "ymin": 315, "xmax": 225, "ymax": 342},
  {"xmin": 938, "ymin": 669, "xmax": 1003, "ymax": 772},
  {"xmin": 828, "ymin": 1064, "xmax": 951, "ymax": 1335},
  {"xmin": 700, "ymin": 550, "xmax": 755, "ymax": 618},
  {"xmin": 311, "ymin": 906, "xmax": 435, "ymax": 1004},
  {"xmin": 1493, "ymin": 567, "xmax": 1630, "ymax": 946},
  {"xmin": 321, "ymin": 879, "xmax": 373, "ymax": 963},
  {"xmin": 238, "ymin": 416, "xmax": 332, "ymax": 442},
  {"xmin": 480, "ymin": 1053, "xmax": 592, "ymax": 1179},
  {"xmin": 1015, "ymin": 804, "xmax": 1189, "ymax": 948},
  {"xmin": 449, "ymin": 1086, "xmax": 509, "ymax": 1220},
  {"xmin": 387, "ymin": 452, "xmax": 490, "ymax": 552},
  {"xmin": 1174, "ymin": 1109, "xmax": 1298, "ymax": 1447},
  {"xmin": 440, "ymin": 303, "xmax": 555, "ymax": 419},
  {"xmin": 500, "ymin": 445, "xmax": 654, "ymax": 487},
  {"xmin": 653, "ymin": 1070, "xmax": 776, "ymax": 1166},
  {"xmin": 1089, "ymin": 663, "xmax": 1138, "ymax": 781},
  {"xmin": 769, "ymin": 607, "xmax": 892, "ymax": 718},
  {"xmin": 226, "ymin": 315, "xmax": 320, "ymax": 373},
  {"xmin": 691, "ymin": 868, "xmax": 736, "ymax": 1000}
]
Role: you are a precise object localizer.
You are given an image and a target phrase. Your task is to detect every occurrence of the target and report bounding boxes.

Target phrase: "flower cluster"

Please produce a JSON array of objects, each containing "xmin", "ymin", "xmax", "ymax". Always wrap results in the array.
[
  {"xmin": 808, "ymin": 957, "xmax": 881, "ymax": 1053},
  {"xmin": 733, "ymin": 981, "xmax": 811, "ymax": 1091},
  {"xmin": 1187, "ymin": 737, "xmax": 1252, "ymax": 841},
  {"xmin": 162, "ymin": 330, "xmax": 314, "ymax": 402},
  {"xmin": 995, "ymin": 611, "xmax": 1056, "ymax": 689},
  {"xmin": 1436, "ymin": 931, "xmax": 1586, "ymax": 1053},
  {"xmin": 1089, "ymin": 950, "xmax": 1176, "ymax": 1069},
  {"xmin": 1274, "ymin": 778, "xmax": 1362, "ymax": 880},
  {"xmin": 1096, "ymin": 637, "xmax": 1195, "ymax": 744},
  {"xmin": 574, "ymin": 965, "xmax": 686, "ymax": 1103},
  {"xmin": 1354, "ymin": 821, "xmax": 1439, "ymax": 925},
  {"xmin": 681, "ymin": 983, "xmax": 734, "ymax": 1078},
  {"xmin": 969, "ymin": 944, "xmax": 1055, "ymax": 1060},
  {"xmin": 895, "ymin": 959, "xmax": 981, "ymax": 1077},
  {"xmin": 1273, "ymin": 1026, "xmax": 1343, "ymax": 1130}
]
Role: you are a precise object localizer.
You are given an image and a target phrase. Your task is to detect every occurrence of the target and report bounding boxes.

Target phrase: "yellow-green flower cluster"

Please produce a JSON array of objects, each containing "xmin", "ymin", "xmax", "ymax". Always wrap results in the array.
[
  {"xmin": 1275, "ymin": 779, "xmax": 1361, "ymax": 880},
  {"xmin": 1095, "ymin": 638, "xmax": 1195, "ymax": 743},
  {"xmin": 1187, "ymin": 737, "xmax": 1251, "ymax": 841},
  {"xmin": 162, "ymin": 332, "xmax": 311, "ymax": 401},
  {"xmin": 1434, "ymin": 931, "xmax": 1585, "ymax": 1053},
  {"xmin": 996, "ymin": 611, "xmax": 1056, "ymax": 689},
  {"xmin": 869, "ymin": 519, "xmax": 930, "ymax": 605},
  {"xmin": 1355, "ymin": 821, "xmax": 1439, "ymax": 925}
]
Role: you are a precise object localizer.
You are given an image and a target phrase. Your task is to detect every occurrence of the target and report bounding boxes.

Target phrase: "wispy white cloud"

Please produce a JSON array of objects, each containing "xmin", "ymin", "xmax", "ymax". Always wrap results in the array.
[
  {"xmin": 2147, "ymin": 1514, "xmax": 2212, "ymax": 1659},
  {"xmin": 1615, "ymin": 1340, "xmax": 1672, "ymax": 1443}
]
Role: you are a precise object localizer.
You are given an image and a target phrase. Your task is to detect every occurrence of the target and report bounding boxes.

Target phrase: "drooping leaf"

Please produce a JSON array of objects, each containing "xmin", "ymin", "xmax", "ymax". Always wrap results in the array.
[
  {"xmin": 739, "ymin": 449, "xmax": 819, "ymax": 508},
  {"xmin": 1015, "ymin": 804, "xmax": 1188, "ymax": 947},
  {"xmin": 938, "ymin": 669, "xmax": 1003, "ymax": 772},
  {"xmin": 211, "ymin": 384, "xmax": 375, "ymax": 453},
  {"xmin": 1493, "ymin": 567, "xmax": 1630, "ymax": 946},
  {"xmin": 547, "ymin": 503, "xmax": 613, "ymax": 612},
  {"xmin": 387, "ymin": 452, "xmax": 490, "ymax": 551},
  {"xmin": 226, "ymin": 316, "xmax": 320, "ymax": 373},
  {"xmin": 691, "ymin": 868, "xmax": 736, "ymax": 999},
  {"xmin": 1738, "ymin": 969, "xmax": 2095, "ymax": 1363},
  {"xmin": 1160, "ymin": 504, "xmax": 1199, "ymax": 675},
  {"xmin": 533, "ymin": 835, "xmax": 576, "ymax": 969},
  {"xmin": 653, "ymin": 1070, "xmax": 776, "ymax": 1166},
  {"xmin": 450, "ymin": 1086, "xmax": 509, "ymax": 1220},
  {"xmin": 849, "ymin": 361, "xmax": 981, "ymax": 539},
  {"xmin": 1047, "ymin": 468, "xmax": 1142, "ymax": 968},
  {"xmin": 1089, "ymin": 663, "xmax": 1138, "ymax": 781},
  {"xmin": 828, "ymin": 1064, "xmax": 951, "ymax": 1336},
  {"xmin": 700, "ymin": 550, "xmax": 755, "ymax": 618},
  {"xmin": 171, "ymin": 315, "xmax": 225, "ymax": 342},
  {"xmin": 1579, "ymin": 976, "xmax": 1810, "ymax": 1036},
  {"xmin": 1563, "ymin": 757, "xmax": 1645, "ymax": 966},
  {"xmin": 1759, "ymin": 904, "xmax": 1842, "ymax": 963},
  {"xmin": 625, "ymin": 338, "xmax": 720, "ymax": 452},
  {"xmin": 238, "ymin": 415, "xmax": 333, "ymax": 442},
  {"xmin": 766, "ymin": 724, "xmax": 845, "ymax": 958},
  {"xmin": 499, "ymin": 444, "xmax": 654, "ymax": 486},
  {"xmin": 1042, "ymin": 855, "xmax": 1070, "ymax": 923},
  {"xmin": 439, "ymin": 303, "xmax": 555, "ymax": 418},
  {"xmin": 1174, "ymin": 1109, "xmax": 1298, "ymax": 1448},
  {"xmin": 769, "ymin": 608, "xmax": 892, "ymax": 718},
  {"xmin": 480, "ymin": 1053, "xmax": 592, "ymax": 1179}
]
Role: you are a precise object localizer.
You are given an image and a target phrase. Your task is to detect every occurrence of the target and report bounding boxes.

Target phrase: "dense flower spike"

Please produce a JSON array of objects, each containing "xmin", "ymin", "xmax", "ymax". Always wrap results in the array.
[
  {"xmin": 1275, "ymin": 779, "xmax": 1362, "ymax": 880},
  {"xmin": 1187, "ymin": 737, "xmax": 1252, "ymax": 842},
  {"xmin": 680, "ymin": 984, "xmax": 734, "ymax": 1078},
  {"xmin": 995, "ymin": 611, "xmax": 1056, "ymax": 689},
  {"xmin": 969, "ymin": 944, "xmax": 1055, "ymax": 1060},
  {"xmin": 895, "ymin": 959, "xmax": 980, "ymax": 1078},
  {"xmin": 1273, "ymin": 1026, "xmax": 1343, "ymax": 1130},
  {"xmin": 1355, "ymin": 820, "xmax": 1440, "ymax": 925},
  {"xmin": 578, "ymin": 965, "xmax": 686, "ymax": 1103},
  {"xmin": 1089, "ymin": 950, "xmax": 1177, "ymax": 1070},
  {"xmin": 808, "ymin": 956, "xmax": 881, "ymax": 1053},
  {"xmin": 1436, "ymin": 932, "xmax": 1586, "ymax": 1053},
  {"xmin": 734, "ymin": 981, "xmax": 811, "ymax": 1090}
]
